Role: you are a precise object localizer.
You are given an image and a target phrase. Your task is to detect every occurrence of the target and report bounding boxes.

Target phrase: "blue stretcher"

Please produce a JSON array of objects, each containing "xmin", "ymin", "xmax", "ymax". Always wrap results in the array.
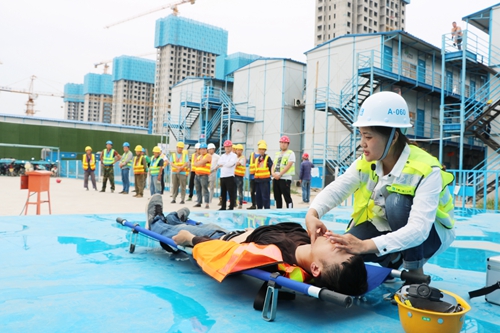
[{"xmin": 116, "ymin": 217, "xmax": 430, "ymax": 321}]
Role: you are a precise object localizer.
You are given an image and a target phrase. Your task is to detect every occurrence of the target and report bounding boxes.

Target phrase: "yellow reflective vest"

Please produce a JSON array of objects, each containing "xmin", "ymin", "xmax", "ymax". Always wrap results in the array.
[
  {"xmin": 133, "ymin": 156, "xmax": 145, "ymax": 175},
  {"xmin": 351, "ymin": 145, "xmax": 455, "ymax": 229},
  {"xmin": 82, "ymin": 154, "xmax": 95, "ymax": 171},
  {"xmin": 274, "ymin": 149, "xmax": 295, "ymax": 176}
]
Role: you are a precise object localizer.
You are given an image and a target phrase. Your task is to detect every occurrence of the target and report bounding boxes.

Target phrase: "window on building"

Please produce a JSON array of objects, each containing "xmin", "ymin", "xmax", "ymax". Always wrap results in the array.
[
  {"xmin": 347, "ymin": 2, "xmax": 351, "ymax": 7},
  {"xmin": 347, "ymin": 22, "xmax": 351, "ymax": 27},
  {"xmin": 347, "ymin": 12, "xmax": 351, "ymax": 17},
  {"xmin": 364, "ymin": 26, "xmax": 367, "ymax": 32}
]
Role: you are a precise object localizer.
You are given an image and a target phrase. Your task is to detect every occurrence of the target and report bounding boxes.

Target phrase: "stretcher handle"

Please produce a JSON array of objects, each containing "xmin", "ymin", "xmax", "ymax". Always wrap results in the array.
[
  {"xmin": 318, "ymin": 288, "xmax": 353, "ymax": 307},
  {"xmin": 399, "ymin": 270, "xmax": 431, "ymax": 285},
  {"xmin": 116, "ymin": 217, "xmax": 179, "ymax": 249}
]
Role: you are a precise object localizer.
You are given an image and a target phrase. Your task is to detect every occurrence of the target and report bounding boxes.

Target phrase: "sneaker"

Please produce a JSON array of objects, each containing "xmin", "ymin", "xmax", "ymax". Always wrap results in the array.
[
  {"xmin": 180, "ymin": 201, "xmax": 185, "ymax": 204},
  {"xmin": 187, "ymin": 197, "xmax": 192, "ymax": 201},
  {"xmin": 171, "ymin": 200, "xmax": 176, "ymax": 204},
  {"xmin": 205, "ymin": 204, "xmax": 209, "ymax": 209},
  {"xmin": 247, "ymin": 205, "xmax": 256, "ymax": 210},
  {"xmin": 146, "ymin": 194, "xmax": 164, "ymax": 230},
  {"xmin": 193, "ymin": 203, "xmax": 201, "ymax": 208}
]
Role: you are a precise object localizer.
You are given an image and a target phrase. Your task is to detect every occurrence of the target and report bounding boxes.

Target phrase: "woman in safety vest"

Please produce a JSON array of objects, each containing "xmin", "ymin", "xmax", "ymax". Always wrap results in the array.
[
  {"xmin": 82, "ymin": 146, "xmax": 97, "ymax": 191},
  {"xmin": 306, "ymin": 92, "xmax": 456, "ymax": 275}
]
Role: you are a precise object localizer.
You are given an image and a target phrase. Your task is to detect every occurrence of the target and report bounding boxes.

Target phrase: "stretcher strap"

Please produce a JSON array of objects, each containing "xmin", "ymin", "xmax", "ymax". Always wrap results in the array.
[{"xmin": 469, "ymin": 281, "xmax": 500, "ymax": 298}]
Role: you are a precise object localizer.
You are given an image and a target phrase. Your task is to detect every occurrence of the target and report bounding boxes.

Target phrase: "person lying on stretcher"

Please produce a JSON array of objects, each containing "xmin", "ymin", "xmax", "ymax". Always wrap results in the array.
[{"xmin": 146, "ymin": 194, "xmax": 368, "ymax": 296}]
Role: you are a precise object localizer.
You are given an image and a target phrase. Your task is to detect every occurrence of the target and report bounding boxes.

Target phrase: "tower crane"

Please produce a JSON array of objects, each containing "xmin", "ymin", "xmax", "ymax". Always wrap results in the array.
[
  {"xmin": 0, "ymin": 75, "xmax": 63, "ymax": 116},
  {"xmin": 104, "ymin": 0, "xmax": 196, "ymax": 29}
]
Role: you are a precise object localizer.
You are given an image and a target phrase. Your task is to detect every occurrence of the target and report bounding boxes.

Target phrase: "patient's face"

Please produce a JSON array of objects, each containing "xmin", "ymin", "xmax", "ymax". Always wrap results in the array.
[{"xmin": 311, "ymin": 236, "xmax": 353, "ymax": 266}]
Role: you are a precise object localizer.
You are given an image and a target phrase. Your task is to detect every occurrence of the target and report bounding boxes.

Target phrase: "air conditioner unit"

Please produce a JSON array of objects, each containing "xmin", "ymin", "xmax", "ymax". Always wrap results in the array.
[{"xmin": 293, "ymin": 99, "xmax": 303, "ymax": 107}]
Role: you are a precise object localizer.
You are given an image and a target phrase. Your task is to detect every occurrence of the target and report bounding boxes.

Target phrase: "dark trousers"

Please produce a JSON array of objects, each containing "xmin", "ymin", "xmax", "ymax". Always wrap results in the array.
[
  {"xmin": 255, "ymin": 180, "xmax": 270, "ymax": 209},
  {"xmin": 160, "ymin": 169, "xmax": 165, "ymax": 194},
  {"xmin": 220, "ymin": 176, "xmax": 237, "ymax": 210},
  {"xmin": 346, "ymin": 193, "xmax": 442, "ymax": 270},
  {"xmin": 249, "ymin": 178, "xmax": 256, "ymax": 206},
  {"xmin": 134, "ymin": 173, "xmax": 145, "ymax": 196},
  {"xmin": 102, "ymin": 165, "xmax": 115, "ymax": 191},
  {"xmin": 273, "ymin": 179, "xmax": 293, "ymax": 209},
  {"xmin": 188, "ymin": 171, "xmax": 196, "ymax": 198}
]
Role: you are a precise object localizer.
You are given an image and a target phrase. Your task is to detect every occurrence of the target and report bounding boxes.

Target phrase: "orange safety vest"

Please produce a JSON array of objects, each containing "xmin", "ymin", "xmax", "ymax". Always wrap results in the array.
[
  {"xmin": 171, "ymin": 151, "xmax": 188, "ymax": 174},
  {"xmin": 195, "ymin": 153, "xmax": 211, "ymax": 175},
  {"xmin": 190, "ymin": 153, "xmax": 198, "ymax": 173},
  {"xmin": 82, "ymin": 154, "xmax": 96, "ymax": 171},
  {"xmin": 133, "ymin": 156, "xmax": 145, "ymax": 174},
  {"xmin": 235, "ymin": 155, "xmax": 246, "ymax": 177},
  {"xmin": 249, "ymin": 152, "xmax": 257, "ymax": 175},
  {"xmin": 193, "ymin": 240, "xmax": 283, "ymax": 282},
  {"xmin": 254, "ymin": 155, "xmax": 270, "ymax": 179}
]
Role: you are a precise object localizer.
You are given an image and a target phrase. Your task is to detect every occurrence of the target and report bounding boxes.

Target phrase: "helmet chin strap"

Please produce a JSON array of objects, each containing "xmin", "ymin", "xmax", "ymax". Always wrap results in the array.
[{"xmin": 378, "ymin": 128, "xmax": 396, "ymax": 161}]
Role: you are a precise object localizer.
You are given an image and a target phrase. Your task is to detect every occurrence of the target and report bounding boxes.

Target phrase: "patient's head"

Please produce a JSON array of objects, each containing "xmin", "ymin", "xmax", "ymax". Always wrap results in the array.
[{"xmin": 310, "ymin": 236, "xmax": 368, "ymax": 295}]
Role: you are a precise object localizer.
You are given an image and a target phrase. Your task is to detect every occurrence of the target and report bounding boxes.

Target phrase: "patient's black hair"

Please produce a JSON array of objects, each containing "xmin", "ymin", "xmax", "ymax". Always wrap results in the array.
[{"xmin": 314, "ymin": 255, "xmax": 368, "ymax": 296}]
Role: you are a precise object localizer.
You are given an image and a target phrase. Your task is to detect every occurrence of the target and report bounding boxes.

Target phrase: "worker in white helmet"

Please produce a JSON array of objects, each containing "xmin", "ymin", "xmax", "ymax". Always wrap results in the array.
[{"xmin": 306, "ymin": 91, "xmax": 456, "ymax": 276}]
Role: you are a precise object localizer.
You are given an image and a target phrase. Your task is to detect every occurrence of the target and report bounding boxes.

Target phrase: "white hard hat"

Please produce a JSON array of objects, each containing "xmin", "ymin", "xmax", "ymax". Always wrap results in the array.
[
  {"xmin": 194, "ymin": 143, "xmax": 201, "ymax": 149},
  {"xmin": 353, "ymin": 92, "xmax": 412, "ymax": 129},
  {"xmin": 207, "ymin": 143, "xmax": 216, "ymax": 150}
]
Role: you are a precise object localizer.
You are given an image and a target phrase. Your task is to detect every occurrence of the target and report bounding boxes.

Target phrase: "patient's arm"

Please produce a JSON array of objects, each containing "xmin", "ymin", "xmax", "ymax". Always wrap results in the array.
[{"xmin": 172, "ymin": 230, "xmax": 196, "ymax": 246}]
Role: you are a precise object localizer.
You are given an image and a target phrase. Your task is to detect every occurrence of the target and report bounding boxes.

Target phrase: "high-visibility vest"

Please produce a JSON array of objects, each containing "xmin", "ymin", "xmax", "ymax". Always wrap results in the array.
[
  {"xmin": 235, "ymin": 155, "xmax": 246, "ymax": 177},
  {"xmin": 195, "ymin": 154, "xmax": 211, "ymax": 175},
  {"xmin": 149, "ymin": 156, "xmax": 162, "ymax": 176},
  {"xmin": 102, "ymin": 149, "xmax": 116, "ymax": 165},
  {"xmin": 249, "ymin": 152, "xmax": 257, "ymax": 175},
  {"xmin": 352, "ymin": 145, "xmax": 455, "ymax": 229},
  {"xmin": 133, "ymin": 156, "xmax": 145, "ymax": 174},
  {"xmin": 82, "ymin": 154, "xmax": 95, "ymax": 171},
  {"xmin": 121, "ymin": 151, "xmax": 133, "ymax": 168},
  {"xmin": 172, "ymin": 151, "xmax": 188, "ymax": 174},
  {"xmin": 190, "ymin": 153, "xmax": 198, "ymax": 173},
  {"xmin": 193, "ymin": 240, "xmax": 283, "ymax": 282},
  {"xmin": 274, "ymin": 149, "xmax": 295, "ymax": 176},
  {"xmin": 254, "ymin": 155, "xmax": 271, "ymax": 179}
]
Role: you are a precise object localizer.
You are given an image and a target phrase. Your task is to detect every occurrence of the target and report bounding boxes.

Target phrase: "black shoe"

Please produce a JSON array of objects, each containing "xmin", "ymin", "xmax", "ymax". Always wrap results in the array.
[
  {"xmin": 146, "ymin": 194, "xmax": 163, "ymax": 230},
  {"xmin": 218, "ymin": 208, "xmax": 226, "ymax": 211},
  {"xmin": 180, "ymin": 201, "xmax": 185, "ymax": 204},
  {"xmin": 247, "ymin": 206, "xmax": 256, "ymax": 210},
  {"xmin": 100, "ymin": 189, "xmax": 105, "ymax": 192},
  {"xmin": 193, "ymin": 203, "xmax": 201, "ymax": 207},
  {"xmin": 171, "ymin": 200, "xmax": 176, "ymax": 204}
]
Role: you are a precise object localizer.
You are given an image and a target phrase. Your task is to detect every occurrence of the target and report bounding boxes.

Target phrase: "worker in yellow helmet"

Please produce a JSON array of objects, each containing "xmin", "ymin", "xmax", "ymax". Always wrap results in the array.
[
  {"xmin": 247, "ymin": 139, "xmax": 267, "ymax": 210},
  {"xmin": 133, "ymin": 145, "xmax": 147, "ymax": 198},
  {"xmin": 82, "ymin": 146, "xmax": 97, "ymax": 191},
  {"xmin": 149, "ymin": 146, "xmax": 164, "ymax": 196}
]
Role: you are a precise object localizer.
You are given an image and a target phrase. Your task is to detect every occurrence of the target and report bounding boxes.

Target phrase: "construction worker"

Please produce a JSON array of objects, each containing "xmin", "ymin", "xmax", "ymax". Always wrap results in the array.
[
  {"xmin": 247, "ymin": 139, "xmax": 266, "ymax": 210},
  {"xmin": 254, "ymin": 142, "xmax": 273, "ymax": 209},
  {"xmin": 142, "ymin": 148, "xmax": 151, "ymax": 191},
  {"xmin": 82, "ymin": 146, "xmax": 97, "ymax": 191},
  {"xmin": 306, "ymin": 92, "xmax": 456, "ymax": 275},
  {"xmin": 207, "ymin": 143, "xmax": 220, "ymax": 204},
  {"xmin": 272, "ymin": 135, "xmax": 296, "ymax": 209},
  {"xmin": 133, "ymin": 145, "xmax": 147, "ymax": 198},
  {"xmin": 149, "ymin": 146, "xmax": 164, "ymax": 196},
  {"xmin": 118, "ymin": 142, "xmax": 133, "ymax": 194},
  {"xmin": 216, "ymin": 140, "xmax": 238, "ymax": 210},
  {"xmin": 299, "ymin": 153, "xmax": 314, "ymax": 203},
  {"xmin": 160, "ymin": 150, "xmax": 169, "ymax": 194},
  {"xmin": 194, "ymin": 143, "xmax": 211, "ymax": 209},
  {"xmin": 170, "ymin": 142, "xmax": 189, "ymax": 204},
  {"xmin": 100, "ymin": 140, "xmax": 120, "ymax": 193},
  {"xmin": 234, "ymin": 144, "xmax": 246, "ymax": 209},
  {"xmin": 187, "ymin": 143, "xmax": 200, "ymax": 201}
]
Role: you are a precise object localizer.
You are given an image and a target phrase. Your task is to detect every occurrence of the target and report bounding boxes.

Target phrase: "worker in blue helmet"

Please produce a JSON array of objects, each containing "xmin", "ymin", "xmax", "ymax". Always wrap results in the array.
[
  {"xmin": 118, "ymin": 142, "xmax": 133, "ymax": 194},
  {"xmin": 100, "ymin": 140, "xmax": 120, "ymax": 193}
]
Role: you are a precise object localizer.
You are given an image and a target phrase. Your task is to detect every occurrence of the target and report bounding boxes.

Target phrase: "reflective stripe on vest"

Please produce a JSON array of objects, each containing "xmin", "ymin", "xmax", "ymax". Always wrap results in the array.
[
  {"xmin": 102, "ymin": 149, "xmax": 115, "ymax": 165},
  {"xmin": 235, "ymin": 156, "xmax": 246, "ymax": 177},
  {"xmin": 249, "ymin": 152, "xmax": 256, "ymax": 175},
  {"xmin": 274, "ymin": 150, "xmax": 295, "ymax": 176},
  {"xmin": 195, "ymin": 154, "xmax": 211, "ymax": 175},
  {"xmin": 351, "ymin": 145, "xmax": 455, "ymax": 229},
  {"xmin": 149, "ymin": 156, "xmax": 162, "ymax": 176},
  {"xmin": 133, "ymin": 156, "xmax": 145, "ymax": 174},
  {"xmin": 82, "ymin": 154, "xmax": 95, "ymax": 171},
  {"xmin": 191, "ymin": 153, "xmax": 197, "ymax": 173},
  {"xmin": 122, "ymin": 151, "xmax": 133, "ymax": 168},
  {"xmin": 255, "ymin": 155, "xmax": 271, "ymax": 179},
  {"xmin": 277, "ymin": 263, "xmax": 313, "ymax": 283},
  {"xmin": 172, "ymin": 151, "xmax": 188, "ymax": 174}
]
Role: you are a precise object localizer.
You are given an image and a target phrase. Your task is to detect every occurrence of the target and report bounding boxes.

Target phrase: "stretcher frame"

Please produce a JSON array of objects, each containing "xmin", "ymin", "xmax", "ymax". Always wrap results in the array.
[{"xmin": 116, "ymin": 217, "xmax": 430, "ymax": 321}]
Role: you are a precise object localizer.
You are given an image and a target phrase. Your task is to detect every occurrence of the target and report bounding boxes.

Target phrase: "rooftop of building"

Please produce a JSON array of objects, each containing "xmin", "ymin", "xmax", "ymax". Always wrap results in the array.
[
  {"xmin": 112, "ymin": 55, "xmax": 156, "ymax": 84},
  {"xmin": 463, "ymin": 2, "xmax": 500, "ymax": 34}
]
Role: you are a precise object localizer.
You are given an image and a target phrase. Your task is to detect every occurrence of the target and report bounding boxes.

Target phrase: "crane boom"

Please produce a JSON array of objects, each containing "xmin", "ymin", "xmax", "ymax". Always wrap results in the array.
[
  {"xmin": 0, "ymin": 86, "xmax": 63, "ymax": 98},
  {"xmin": 104, "ymin": 0, "xmax": 196, "ymax": 29}
]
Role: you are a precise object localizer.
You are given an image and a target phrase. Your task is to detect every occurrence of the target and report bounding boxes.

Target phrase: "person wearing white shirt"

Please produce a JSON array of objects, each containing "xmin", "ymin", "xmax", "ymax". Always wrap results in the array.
[
  {"xmin": 207, "ymin": 143, "xmax": 220, "ymax": 204},
  {"xmin": 216, "ymin": 140, "xmax": 238, "ymax": 210},
  {"xmin": 305, "ymin": 92, "xmax": 456, "ymax": 275}
]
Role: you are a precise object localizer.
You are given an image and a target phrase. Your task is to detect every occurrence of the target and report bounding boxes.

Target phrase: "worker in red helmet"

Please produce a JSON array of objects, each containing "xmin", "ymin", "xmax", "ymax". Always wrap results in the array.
[
  {"xmin": 271, "ymin": 135, "xmax": 296, "ymax": 209},
  {"xmin": 299, "ymin": 152, "xmax": 314, "ymax": 203},
  {"xmin": 216, "ymin": 140, "xmax": 238, "ymax": 210}
]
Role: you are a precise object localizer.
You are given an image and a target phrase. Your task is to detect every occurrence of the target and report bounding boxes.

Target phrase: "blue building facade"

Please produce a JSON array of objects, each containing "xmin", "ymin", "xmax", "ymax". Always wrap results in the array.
[
  {"xmin": 215, "ymin": 52, "xmax": 261, "ymax": 80},
  {"xmin": 83, "ymin": 73, "xmax": 113, "ymax": 96},
  {"xmin": 112, "ymin": 56, "xmax": 156, "ymax": 84},
  {"xmin": 63, "ymin": 83, "xmax": 84, "ymax": 103}
]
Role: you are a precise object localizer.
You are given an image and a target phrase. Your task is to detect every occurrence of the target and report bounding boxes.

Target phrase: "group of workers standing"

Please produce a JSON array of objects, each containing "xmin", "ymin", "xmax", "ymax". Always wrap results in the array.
[{"xmin": 81, "ymin": 135, "xmax": 315, "ymax": 207}]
